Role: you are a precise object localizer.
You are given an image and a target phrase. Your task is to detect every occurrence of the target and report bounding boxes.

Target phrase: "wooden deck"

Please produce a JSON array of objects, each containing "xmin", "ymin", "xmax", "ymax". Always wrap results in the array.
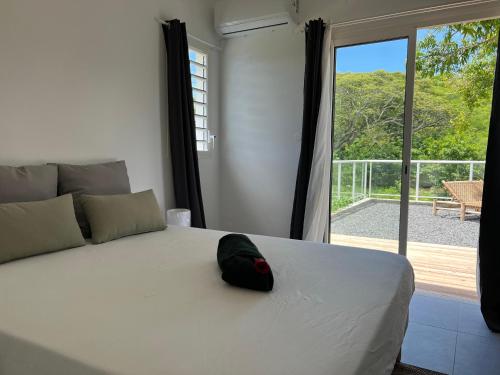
[{"xmin": 331, "ymin": 234, "xmax": 478, "ymax": 300}]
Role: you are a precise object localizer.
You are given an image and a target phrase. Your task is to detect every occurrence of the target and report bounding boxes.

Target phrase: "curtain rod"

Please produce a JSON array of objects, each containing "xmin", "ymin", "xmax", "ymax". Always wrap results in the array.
[{"xmin": 155, "ymin": 18, "xmax": 222, "ymax": 51}]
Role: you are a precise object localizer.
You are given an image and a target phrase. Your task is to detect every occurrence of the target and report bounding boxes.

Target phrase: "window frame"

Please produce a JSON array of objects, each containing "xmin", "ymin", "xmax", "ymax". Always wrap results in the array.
[{"xmin": 189, "ymin": 46, "xmax": 210, "ymax": 153}]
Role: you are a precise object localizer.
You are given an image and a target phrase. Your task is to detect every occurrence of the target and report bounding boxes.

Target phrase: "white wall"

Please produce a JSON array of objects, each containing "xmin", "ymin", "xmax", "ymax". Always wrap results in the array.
[
  {"xmin": 0, "ymin": 0, "xmax": 221, "ymax": 228},
  {"xmin": 220, "ymin": 27, "xmax": 304, "ymax": 237}
]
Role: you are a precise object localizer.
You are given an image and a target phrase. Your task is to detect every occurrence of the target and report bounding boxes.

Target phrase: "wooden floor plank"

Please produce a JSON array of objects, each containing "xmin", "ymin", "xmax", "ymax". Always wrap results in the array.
[{"xmin": 330, "ymin": 234, "xmax": 478, "ymax": 300}]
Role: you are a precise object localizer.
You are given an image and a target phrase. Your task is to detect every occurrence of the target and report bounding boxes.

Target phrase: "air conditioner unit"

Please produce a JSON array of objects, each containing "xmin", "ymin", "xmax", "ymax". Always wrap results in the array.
[{"xmin": 215, "ymin": 0, "xmax": 299, "ymax": 38}]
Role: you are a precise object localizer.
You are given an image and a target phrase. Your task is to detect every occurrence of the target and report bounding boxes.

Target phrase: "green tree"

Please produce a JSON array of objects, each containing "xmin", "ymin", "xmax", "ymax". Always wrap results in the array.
[
  {"xmin": 333, "ymin": 21, "xmax": 497, "ymax": 164},
  {"xmin": 334, "ymin": 71, "xmax": 488, "ymax": 161},
  {"xmin": 334, "ymin": 72, "xmax": 459, "ymax": 160},
  {"xmin": 334, "ymin": 71, "xmax": 405, "ymax": 160},
  {"xmin": 416, "ymin": 20, "xmax": 499, "ymax": 107}
]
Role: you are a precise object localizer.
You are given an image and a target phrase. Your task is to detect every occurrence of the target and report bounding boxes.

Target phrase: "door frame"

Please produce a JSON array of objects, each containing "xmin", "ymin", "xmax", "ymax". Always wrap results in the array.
[
  {"xmin": 329, "ymin": 1, "xmax": 500, "ymax": 256},
  {"xmin": 399, "ymin": 29, "xmax": 417, "ymax": 256},
  {"xmin": 330, "ymin": 35, "xmax": 414, "ymax": 256}
]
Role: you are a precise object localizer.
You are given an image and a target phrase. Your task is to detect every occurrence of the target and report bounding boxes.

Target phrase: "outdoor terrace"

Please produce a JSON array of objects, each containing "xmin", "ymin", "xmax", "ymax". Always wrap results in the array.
[{"xmin": 330, "ymin": 160, "xmax": 483, "ymax": 300}]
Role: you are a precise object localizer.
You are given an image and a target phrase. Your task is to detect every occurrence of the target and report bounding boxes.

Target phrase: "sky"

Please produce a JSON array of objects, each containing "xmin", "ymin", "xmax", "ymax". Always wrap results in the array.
[
  {"xmin": 335, "ymin": 29, "xmax": 431, "ymax": 73},
  {"xmin": 336, "ymin": 38, "xmax": 408, "ymax": 73}
]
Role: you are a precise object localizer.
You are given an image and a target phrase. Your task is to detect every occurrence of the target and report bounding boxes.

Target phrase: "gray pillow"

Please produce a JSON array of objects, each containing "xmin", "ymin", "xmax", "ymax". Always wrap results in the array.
[
  {"xmin": 0, "ymin": 165, "xmax": 58, "ymax": 203},
  {"xmin": 57, "ymin": 161, "xmax": 131, "ymax": 238},
  {"xmin": 0, "ymin": 194, "xmax": 86, "ymax": 264},
  {"xmin": 80, "ymin": 190, "xmax": 166, "ymax": 244}
]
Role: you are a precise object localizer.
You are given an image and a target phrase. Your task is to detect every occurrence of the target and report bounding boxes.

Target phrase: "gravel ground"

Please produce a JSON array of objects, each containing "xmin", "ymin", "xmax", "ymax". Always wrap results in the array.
[{"xmin": 331, "ymin": 201, "xmax": 480, "ymax": 248}]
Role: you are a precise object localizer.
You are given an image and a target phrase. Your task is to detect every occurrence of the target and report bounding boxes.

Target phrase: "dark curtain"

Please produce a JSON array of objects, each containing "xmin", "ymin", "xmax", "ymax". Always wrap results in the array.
[
  {"xmin": 479, "ymin": 31, "xmax": 500, "ymax": 332},
  {"xmin": 162, "ymin": 19, "xmax": 206, "ymax": 228},
  {"xmin": 290, "ymin": 19, "xmax": 326, "ymax": 240}
]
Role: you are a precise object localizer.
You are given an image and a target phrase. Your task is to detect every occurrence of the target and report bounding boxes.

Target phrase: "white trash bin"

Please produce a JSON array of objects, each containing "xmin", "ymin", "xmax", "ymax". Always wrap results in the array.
[{"xmin": 166, "ymin": 209, "xmax": 191, "ymax": 227}]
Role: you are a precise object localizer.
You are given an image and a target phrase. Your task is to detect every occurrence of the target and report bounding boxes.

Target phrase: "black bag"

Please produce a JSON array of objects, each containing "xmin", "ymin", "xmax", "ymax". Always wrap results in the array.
[{"xmin": 217, "ymin": 234, "xmax": 274, "ymax": 292}]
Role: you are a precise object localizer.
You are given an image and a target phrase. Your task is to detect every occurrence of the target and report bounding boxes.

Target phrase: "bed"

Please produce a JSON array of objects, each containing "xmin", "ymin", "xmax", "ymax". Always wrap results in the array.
[{"xmin": 0, "ymin": 226, "xmax": 414, "ymax": 375}]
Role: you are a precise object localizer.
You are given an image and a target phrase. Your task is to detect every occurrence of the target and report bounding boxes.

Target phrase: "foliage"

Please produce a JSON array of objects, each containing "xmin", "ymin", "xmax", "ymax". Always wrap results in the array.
[
  {"xmin": 331, "ymin": 196, "xmax": 354, "ymax": 213},
  {"xmin": 333, "ymin": 71, "xmax": 405, "ymax": 159},
  {"xmin": 333, "ymin": 71, "xmax": 490, "ymax": 162},
  {"xmin": 416, "ymin": 20, "xmax": 499, "ymax": 108}
]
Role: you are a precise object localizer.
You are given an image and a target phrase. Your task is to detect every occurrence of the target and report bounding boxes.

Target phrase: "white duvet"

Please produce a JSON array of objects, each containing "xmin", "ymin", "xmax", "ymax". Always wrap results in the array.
[{"xmin": 0, "ymin": 226, "xmax": 414, "ymax": 375}]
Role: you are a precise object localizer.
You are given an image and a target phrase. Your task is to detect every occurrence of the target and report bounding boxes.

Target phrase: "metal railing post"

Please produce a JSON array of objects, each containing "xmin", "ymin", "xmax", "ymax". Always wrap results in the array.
[
  {"xmin": 363, "ymin": 162, "xmax": 368, "ymax": 198},
  {"xmin": 469, "ymin": 161, "xmax": 474, "ymax": 181},
  {"xmin": 359, "ymin": 163, "xmax": 365, "ymax": 194},
  {"xmin": 369, "ymin": 162, "xmax": 372, "ymax": 198},
  {"xmin": 415, "ymin": 161, "xmax": 420, "ymax": 202},
  {"xmin": 352, "ymin": 163, "xmax": 356, "ymax": 202},
  {"xmin": 337, "ymin": 162, "xmax": 342, "ymax": 198}
]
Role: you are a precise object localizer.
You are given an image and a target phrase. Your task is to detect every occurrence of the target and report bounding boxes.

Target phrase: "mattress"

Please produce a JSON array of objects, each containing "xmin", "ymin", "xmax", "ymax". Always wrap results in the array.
[{"xmin": 0, "ymin": 226, "xmax": 414, "ymax": 375}]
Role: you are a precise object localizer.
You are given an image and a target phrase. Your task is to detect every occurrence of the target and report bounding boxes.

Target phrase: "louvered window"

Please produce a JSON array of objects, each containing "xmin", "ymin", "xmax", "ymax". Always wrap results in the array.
[{"xmin": 189, "ymin": 48, "xmax": 209, "ymax": 152}]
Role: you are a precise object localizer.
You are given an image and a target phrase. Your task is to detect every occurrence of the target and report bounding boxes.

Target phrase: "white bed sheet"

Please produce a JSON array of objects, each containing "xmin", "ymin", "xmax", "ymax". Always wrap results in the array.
[{"xmin": 0, "ymin": 226, "xmax": 414, "ymax": 375}]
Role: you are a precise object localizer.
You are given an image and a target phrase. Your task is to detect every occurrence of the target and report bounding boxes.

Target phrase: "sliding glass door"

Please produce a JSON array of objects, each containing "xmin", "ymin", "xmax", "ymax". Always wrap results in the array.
[
  {"xmin": 330, "ymin": 18, "xmax": 499, "ymax": 300},
  {"xmin": 330, "ymin": 38, "xmax": 410, "ymax": 254},
  {"xmin": 405, "ymin": 20, "xmax": 498, "ymax": 299}
]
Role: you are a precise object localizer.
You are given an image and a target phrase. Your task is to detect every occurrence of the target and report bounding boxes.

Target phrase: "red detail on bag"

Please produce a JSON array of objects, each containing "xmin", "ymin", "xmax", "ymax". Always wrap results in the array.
[{"xmin": 254, "ymin": 258, "xmax": 270, "ymax": 274}]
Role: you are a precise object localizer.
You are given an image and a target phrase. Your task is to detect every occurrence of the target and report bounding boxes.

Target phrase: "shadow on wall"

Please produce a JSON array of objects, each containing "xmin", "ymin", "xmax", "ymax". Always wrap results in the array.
[{"xmin": 0, "ymin": 331, "xmax": 109, "ymax": 375}]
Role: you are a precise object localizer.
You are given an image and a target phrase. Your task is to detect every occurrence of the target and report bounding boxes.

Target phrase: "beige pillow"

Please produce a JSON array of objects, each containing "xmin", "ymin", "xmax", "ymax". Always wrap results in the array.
[
  {"xmin": 80, "ymin": 190, "xmax": 166, "ymax": 244},
  {"xmin": 0, "ymin": 195, "xmax": 86, "ymax": 264}
]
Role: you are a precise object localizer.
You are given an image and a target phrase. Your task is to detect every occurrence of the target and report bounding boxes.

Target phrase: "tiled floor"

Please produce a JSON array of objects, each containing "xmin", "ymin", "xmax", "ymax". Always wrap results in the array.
[{"xmin": 402, "ymin": 291, "xmax": 500, "ymax": 375}]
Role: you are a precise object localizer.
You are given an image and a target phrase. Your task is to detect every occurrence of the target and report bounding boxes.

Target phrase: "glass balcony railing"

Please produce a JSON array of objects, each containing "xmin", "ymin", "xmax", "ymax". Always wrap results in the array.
[{"xmin": 331, "ymin": 160, "xmax": 485, "ymax": 213}]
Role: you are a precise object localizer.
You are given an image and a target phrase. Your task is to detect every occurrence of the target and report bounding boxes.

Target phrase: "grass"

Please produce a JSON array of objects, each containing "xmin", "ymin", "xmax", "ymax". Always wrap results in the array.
[
  {"xmin": 331, "ymin": 186, "xmax": 451, "ymax": 213},
  {"xmin": 332, "ymin": 196, "xmax": 355, "ymax": 213}
]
